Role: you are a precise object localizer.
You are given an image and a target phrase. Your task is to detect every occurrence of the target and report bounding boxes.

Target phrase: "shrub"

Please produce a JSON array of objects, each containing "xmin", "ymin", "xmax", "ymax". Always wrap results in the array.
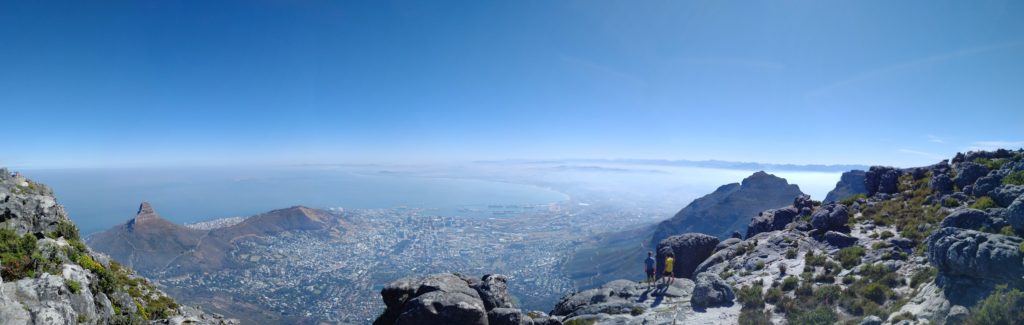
[
  {"xmin": 974, "ymin": 158, "xmax": 1009, "ymax": 170},
  {"xmin": 943, "ymin": 197, "xmax": 960, "ymax": 207},
  {"xmin": 778, "ymin": 263, "xmax": 787, "ymax": 275},
  {"xmin": 805, "ymin": 251, "xmax": 827, "ymax": 266},
  {"xmin": 796, "ymin": 282, "xmax": 814, "ymax": 297},
  {"xmin": 765, "ymin": 287, "xmax": 783, "ymax": 304},
  {"xmin": 738, "ymin": 309, "xmax": 771, "ymax": 325},
  {"xmin": 891, "ymin": 311, "xmax": 916, "ymax": 322},
  {"xmin": 755, "ymin": 261, "xmax": 765, "ymax": 270},
  {"xmin": 630, "ymin": 306, "xmax": 645, "ymax": 316},
  {"xmin": 782, "ymin": 276, "xmax": 799, "ymax": 291},
  {"xmin": 786, "ymin": 306, "xmax": 837, "ymax": 325},
  {"xmin": 1000, "ymin": 226, "xmax": 1017, "ymax": 237},
  {"xmin": 814, "ymin": 285, "xmax": 842, "ymax": 305},
  {"xmin": 786, "ymin": 249, "xmax": 798, "ymax": 259},
  {"xmin": 0, "ymin": 229, "xmax": 39, "ymax": 280},
  {"xmin": 859, "ymin": 282, "xmax": 890, "ymax": 304},
  {"xmin": 737, "ymin": 285, "xmax": 765, "ymax": 309},
  {"xmin": 1004, "ymin": 171, "xmax": 1024, "ymax": 186},
  {"xmin": 965, "ymin": 285, "xmax": 1024, "ymax": 325},
  {"xmin": 879, "ymin": 230, "xmax": 894, "ymax": 239},
  {"xmin": 66, "ymin": 279, "xmax": 81, "ymax": 294},
  {"xmin": 837, "ymin": 247, "xmax": 866, "ymax": 269},
  {"xmin": 971, "ymin": 196, "xmax": 998, "ymax": 210},
  {"xmin": 814, "ymin": 273, "xmax": 835, "ymax": 284},
  {"xmin": 53, "ymin": 221, "xmax": 81, "ymax": 241}
]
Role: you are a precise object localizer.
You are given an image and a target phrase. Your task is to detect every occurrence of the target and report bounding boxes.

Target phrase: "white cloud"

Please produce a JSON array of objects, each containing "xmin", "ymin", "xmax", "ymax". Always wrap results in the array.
[
  {"xmin": 898, "ymin": 149, "xmax": 944, "ymax": 160},
  {"xmin": 927, "ymin": 135, "xmax": 944, "ymax": 144},
  {"xmin": 967, "ymin": 141, "xmax": 1024, "ymax": 151}
]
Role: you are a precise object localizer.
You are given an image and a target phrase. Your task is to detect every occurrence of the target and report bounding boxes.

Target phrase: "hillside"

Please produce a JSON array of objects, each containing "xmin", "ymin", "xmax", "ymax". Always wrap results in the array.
[
  {"xmin": 373, "ymin": 149, "xmax": 1024, "ymax": 325},
  {"xmin": 0, "ymin": 169, "xmax": 235, "ymax": 324}
]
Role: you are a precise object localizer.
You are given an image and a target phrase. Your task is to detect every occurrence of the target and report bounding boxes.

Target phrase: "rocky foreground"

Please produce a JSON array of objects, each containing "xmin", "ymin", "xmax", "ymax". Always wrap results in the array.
[
  {"xmin": 0, "ymin": 169, "xmax": 236, "ymax": 325},
  {"xmin": 373, "ymin": 149, "xmax": 1024, "ymax": 325}
]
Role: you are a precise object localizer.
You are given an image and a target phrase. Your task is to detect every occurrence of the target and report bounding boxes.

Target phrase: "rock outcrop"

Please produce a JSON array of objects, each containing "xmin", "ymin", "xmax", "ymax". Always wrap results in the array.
[
  {"xmin": 810, "ymin": 203, "xmax": 849, "ymax": 232},
  {"xmin": 691, "ymin": 273, "xmax": 734, "ymax": 308},
  {"xmin": 651, "ymin": 171, "xmax": 804, "ymax": 244},
  {"xmin": 375, "ymin": 273, "xmax": 551, "ymax": 325},
  {"xmin": 927, "ymin": 227, "xmax": 1024, "ymax": 288},
  {"xmin": 865, "ymin": 166, "xmax": 902, "ymax": 196},
  {"xmin": 824, "ymin": 170, "xmax": 867, "ymax": 203},
  {"xmin": 656, "ymin": 233, "xmax": 719, "ymax": 279}
]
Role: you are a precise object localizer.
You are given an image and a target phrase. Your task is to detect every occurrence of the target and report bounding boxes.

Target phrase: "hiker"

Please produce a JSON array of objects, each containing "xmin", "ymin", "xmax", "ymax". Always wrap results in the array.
[
  {"xmin": 663, "ymin": 252, "xmax": 675, "ymax": 286},
  {"xmin": 644, "ymin": 251, "xmax": 656, "ymax": 287}
]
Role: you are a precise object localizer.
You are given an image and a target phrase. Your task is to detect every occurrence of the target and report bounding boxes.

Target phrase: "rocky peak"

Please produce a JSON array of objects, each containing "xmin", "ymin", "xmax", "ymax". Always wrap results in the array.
[
  {"xmin": 127, "ymin": 201, "xmax": 172, "ymax": 230},
  {"xmin": 740, "ymin": 171, "xmax": 790, "ymax": 188}
]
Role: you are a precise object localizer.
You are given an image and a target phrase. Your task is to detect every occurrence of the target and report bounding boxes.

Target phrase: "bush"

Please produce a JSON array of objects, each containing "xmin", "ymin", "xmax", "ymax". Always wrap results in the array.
[
  {"xmin": 837, "ymin": 247, "xmax": 866, "ymax": 269},
  {"xmin": 879, "ymin": 230, "xmax": 894, "ymax": 239},
  {"xmin": 805, "ymin": 251, "xmax": 827, "ymax": 267},
  {"xmin": 1004, "ymin": 171, "xmax": 1024, "ymax": 186},
  {"xmin": 782, "ymin": 276, "xmax": 799, "ymax": 291},
  {"xmin": 943, "ymin": 197, "xmax": 961, "ymax": 207},
  {"xmin": 971, "ymin": 196, "xmax": 998, "ymax": 210},
  {"xmin": 0, "ymin": 229, "xmax": 39, "ymax": 280},
  {"xmin": 737, "ymin": 285, "xmax": 765, "ymax": 309},
  {"xmin": 786, "ymin": 249, "xmax": 798, "ymax": 259},
  {"xmin": 975, "ymin": 158, "xmax": 1009, "ymax": 170},
  {"xmin": 1000, "ymin": 226, "xmax": 1017, "ymax": 237},
  {"xmin": 738, "ymin": 309, "xmax": 771, "ymax": 325},
  {"xmin": 765, "ymin": 287, "xmax": 783, "ymax": 304},
  {"xmin": 859, "ymin": 283, "xmax": 891, "ymax": 305},
  {"xmin": 840, "ymin": 194, "xmax": 867, "ymax": 206},
  {"xmin": 814, "ymin": 285, "xmax": 842, "ymax": 305},
  {"xmin": 796, "ymin": 282, "xmax": 814, "ymax": 297},
  {"xmin": 66, "ymin": 279, "xmax": 81, "ymax": 294},
  {"xmin": 965, "ymin": 285, "xmax": 1024, "ymax": 325},
  {"xmin": 891, "ymin": 311, "xmax": 916, "ymax": 322},
  {"xmin": 786, "ymin": 306, "xmax": 837, "ymax": 325}
]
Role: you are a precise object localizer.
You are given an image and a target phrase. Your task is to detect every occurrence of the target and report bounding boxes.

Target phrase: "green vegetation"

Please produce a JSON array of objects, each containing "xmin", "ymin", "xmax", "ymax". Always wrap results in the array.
[
  {"xmin": 787, "ymin": 306, "xmax": 837, "ymax": 325},
  {"xmin": 943, "ymin": 197, "xmax": 960, "ymax": 207},
  {"xmin": 805, "ymin": 251, "xmax": 827, "ymax": 267},
  {"xmin": 630, "ymin": 306, "xmax": 646, "ymax": 316},
  {"xmin": 1000, "ymin": 226, "xmax": 1017, "ymax": 237},
  {"xmin": 909, "ymin": 267, "xmax": 937, "ymax": 288},
  {"xmin": 879, "ymin": 230, "xmax": 894, "ymax": 239},
  {"xmin": 974, "ymin": 158, "xmax": 1009, "ymax": 170},
  {"xmin": 0, "ymin": 229, "xmax": 39, "ymax": 279},
  {"xmin": 782, "ymin": 276, "xmax": 799, "ymax": 291},
  {"xmin": 765, "ymin": 287, "xmax": 783, "ymax": 304},
  {"xmin": 971, "ymin": 196, "xmax": 998, "ymax": 210},
  {"xmin": 738, "ymin": 309, "xmax": 772, "ymax": 325},
  {"xmin": 964, "ymin": 285, "xmax": 1024, "ymax": 325},
  {"xmin": 856, "ymin": 174, "xmax": 948, "ymax": 254},
  {"xmin": 563, "ymin": 318, "xmax": 597, "ymax": 325},
  {"xmin": 736, "ymin": 284, "xmax": 770, "ymax": 325},
  {"xmin": 840, "ymin": 194, "xmax": 867, "ymax": 206},
  {"xmin": 755, "ymin": 261, "xmax": 765, "ymax": 270},
  {"xmin": 785, "ymin": 249, "xmax": 797, "ymax": 259},
  {"xmin": 837, "ymin": 246, "xmax": 866, "ymax": 269},
  {"xmin": 1005, "ymin": 171, "xmax": 1024, "ymax": 186},
  {"xmin": 66, "ymin": 279, "xmax": 81, "ymax": 294}
]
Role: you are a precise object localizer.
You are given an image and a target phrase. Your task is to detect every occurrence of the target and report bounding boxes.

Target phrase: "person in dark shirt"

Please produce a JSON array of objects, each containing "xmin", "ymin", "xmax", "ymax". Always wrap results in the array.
[{"xmin": 644, "ymin": 251, "xmax": 656, "ymax": 288}]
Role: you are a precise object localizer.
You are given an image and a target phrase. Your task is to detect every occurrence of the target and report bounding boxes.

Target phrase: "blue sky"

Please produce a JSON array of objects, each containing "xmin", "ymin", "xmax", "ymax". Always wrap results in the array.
[{"xmin": 2, "ymin": 0, "xmax": 1022, "ymax": 168}]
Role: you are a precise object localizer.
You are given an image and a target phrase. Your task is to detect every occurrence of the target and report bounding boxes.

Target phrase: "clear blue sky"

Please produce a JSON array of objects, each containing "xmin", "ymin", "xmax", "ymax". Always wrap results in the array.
[{"xmin": 2, "ymin": 0, "xmax": 1022, "ymax": 168}]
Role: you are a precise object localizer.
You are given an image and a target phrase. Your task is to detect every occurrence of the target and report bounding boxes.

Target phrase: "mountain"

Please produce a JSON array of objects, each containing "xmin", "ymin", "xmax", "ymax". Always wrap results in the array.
[
  {"xmin": 823, "ymin": 169, "xmax": 868, "ymax": 203},
  {"xmin": 88, "ymin": 204, "xmax": 335, "ymax": 277},
  {"xmin": 373, "ymin": 149, "xmax": 1024, "ymax": 325},
  {"xmin": 0, "ymin": 168, "xmax": 235, "ymax": 324},
  {"xmin": 650, "ymin": 171, "xmax": 804, "ymax": 246}
]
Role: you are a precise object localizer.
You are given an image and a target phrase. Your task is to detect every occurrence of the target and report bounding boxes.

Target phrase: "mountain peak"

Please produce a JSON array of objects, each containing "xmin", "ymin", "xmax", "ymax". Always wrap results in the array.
[
  {"xmin": 128, "ymin": 201, "xmax": 168, "ymax": 229},
  {"xmin": 741, "ymin": 171, "xmax": 789, "ymax": 188}
]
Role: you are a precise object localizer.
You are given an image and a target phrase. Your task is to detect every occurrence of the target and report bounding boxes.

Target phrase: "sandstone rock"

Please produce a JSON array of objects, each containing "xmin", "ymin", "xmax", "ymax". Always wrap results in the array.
[
  {"xmin": 1007, "ymin": 195, "xmax": 1024, "ymax": 232},
  {"xmin": 488, "ymin": 308, "xmax": 533, "ymax": 325},
  {"xmin": 954, "ymin": 162, "xmax": 989, "ymax": 189},
  {"xmin": 396, "ymin": 290, "xmax": 488, "ymax": 325},
  {"xmin": 692, "ymin": 273, "xmax": 734, "ymax": 307},
  {"xmin": 656, "ymin": 233, "xmax": 720, "ymax": 279},
  {"xmin": 991, "ymin": 185, "xmax": 1024, "ymax": 207},
  {"xmin": 810, "ymin": 203, "xmax": 849, "ymax": 232},
  {"xmin": 973, "ymin": 174, "xmax": 1003, "ymax": 197},
  {"xmin": 866, "ymin": 166, "xmax": 901, "ymax": 196},
  {"xmin": 473, "ymin": 274, "xmax": 514, "ymax": 310},
  {"xmin": 945, "ymin": 305, "xmax": 969, "ymax": 325},
  {"xmin": 825, "ymin": 171, "xmax": 867, "ymax": 203},
  {"xmin": 746, "ymin": 207, "xmax": 798, "ymax": 238},
  {"xmin": 717, "ymin": 238, "xmax": 741, "ymax": 250},
  {"xmin": 930, "ymin": 174, "xmax": 954, "ymax": 194},
  {"xmin": 824, "ymin": 231, "xmax": 857, "ymax": 247},
  {"xmin": 927, "ymin": 227, "xmax": 1024, "ymax": 287},
  {"xmin": 940, "ymin": 208, "xmax": 989, "ymax": 230},
  {"xmin": 858, "ymin": 315, "xmax": 882, "ymax": 325}
]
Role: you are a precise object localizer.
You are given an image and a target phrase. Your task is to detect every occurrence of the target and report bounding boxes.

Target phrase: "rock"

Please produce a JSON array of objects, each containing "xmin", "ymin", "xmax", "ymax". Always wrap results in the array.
[
  {"xmin": 1007, "ymin": 195, "xmax": 1024, "ymax": 232},
  {"xmin": 898, "ymin": 281, "xmax": 952, "ymax": 323},
  {"xmin": 717, "ymin": 238, "xmax": 741, "ymax": 250},
  {"xmin": 973, "ymin": 174, "xmax": 1003, "ymax": 197},
  {"xmin": 927, "ymin": 227, "xmax": 1024, "ymax": 287},
  {"xmin": 692, "ymin": 273, "xmax": 734, "ymax": 307},
  {"xmin": 0, "ymin": 168, "xmax": 71, "ymax": 236},
  {"xmin": 866, "ymin": 166, "xmax": 902, "ymax": 196},
  {"xmin": 472, "ymin": 274, "xmax": 514, "ymax": 310},
  {"xmin": 939, "ymin": 208, "xmax": 989, "ymax": 230},
  {"xmin": 887, "ymin": 238, "xmax": 914, "ymax": 249},
  {"xmin": 858, "ymin": 315, "xmax": 882, "ymax": 325},
  {"xmin": 824, "ymin": 171, "xmax": 868, "ymax": 203},
  {"xmin": 945, "ymin": 305, "xmax": 969, "ymax": 325},
  {"xmin": 954, "ymin": 162, "xmax": 989, "ymax": 189},
  {"xmin": 746, "ymin": 207, "xmax": 799, "ymax": 239},
  {"xmin": 731, "ymin": 231, "xmax": 742, "ymax": 239},
  {"xmin": 810, "ymin": 203, "xmax": 849, "ymax": 232},
  {"xmin": 991, "ymin": 185, "xmax": 1024, "ymax": 207},
  {"xmin": 656, "ymin": 233, "xmax": 720, "ymax": 279},
  {"xmin": 824, "ymin": 231, "xmax": 857, "ymax": 247},
  {"xmin": 930, "ymin": 174, "xmax": 954, "ymax": 194},
  {"xmin": 487, "ymin": 308, "xmax": 532, "ymax": 325},
  {"xmin": 396, "ymin": 290, "xmax": 488, "ymax": 325}
]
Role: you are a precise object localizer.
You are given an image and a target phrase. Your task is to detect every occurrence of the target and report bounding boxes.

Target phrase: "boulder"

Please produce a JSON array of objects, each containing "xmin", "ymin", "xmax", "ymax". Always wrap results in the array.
[
  {"xmin": 1007, "ymin": 195, "xmax": 1024, "ymax": 233},
  {"xmin": 991, "ymin": 185, "xmax": 1024, "ymax": 207},
  {"xmin": 396, "ymin": 290, "xmax": 488, "ymax": 325},
  {"xmin": 927, "ymin": 227, "xmax": 1024, "ymax": 287},
  {"xmin": 930, "ymin": 174, "xmax": 954, "ymax": 194},
  {"xmin": 810, "ymin": 203, "xmax": 849, "ymax": 232},
  {"xmin": 945, "ymin": 305, "xmax": 969, "ymax": 325},
  {"xmin": 939, "ymin": 209, "xmax": 989, "ymax": 230},
  {"xmin": 731, "ymin": 231, "xmax": 742, "ymax": 239},
  {"xmin": 472, "ymin": 274, "xmax": 514, "ymax": 310},
  {"xmin": 866, "ymin": 166, "xmax": 901, "ymax": 196},
  {"xmin": 716, "ymin": 238, "xmax": 741, "ymax": 250},
  {"xmin": 858, "ymin": 315, "xmax": 882, "ymax": 325},
  {"xmin": 487, "ymin": 308, "xmax": 532, "ymax": 325},
  {"xmin": 954, "ymin": 162, "xmax": 989, "ymax": 189},
  {"xmin": 824, "ymin": 231, "xmax": 857, "ymax": 248},
  {"xmin": 824, "ymin": 171, "xmax": 867, "ymax": 203},
  {"xmin": 691, "ymin": 273, "xmax": 734, "ymax": 307},
  {"xmin": 656, "ymin": 233, "xmax": 720, "ymax": 279},
  {"xmin": 973, "ymin": 174, "xmax": 1003, "ymax": 197},
  {"xmin": 746, "ymin": 207, "xmax": 799, "ymax": 238}
]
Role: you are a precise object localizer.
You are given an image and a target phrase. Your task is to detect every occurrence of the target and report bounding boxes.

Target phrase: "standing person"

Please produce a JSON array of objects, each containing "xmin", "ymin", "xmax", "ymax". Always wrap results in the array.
[
  {"xmin": 663, "ymin": 252, "xmax": 675, "ymax": 286},
  {"xmin": 644, "ymin": 251, "xmax": 656, "ymax": 288}
]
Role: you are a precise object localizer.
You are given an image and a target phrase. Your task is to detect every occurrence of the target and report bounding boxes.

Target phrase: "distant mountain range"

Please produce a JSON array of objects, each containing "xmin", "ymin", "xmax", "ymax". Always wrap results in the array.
[{"xmin": 478, "ymin": 158, "xmax": 868, "ymax": 173}]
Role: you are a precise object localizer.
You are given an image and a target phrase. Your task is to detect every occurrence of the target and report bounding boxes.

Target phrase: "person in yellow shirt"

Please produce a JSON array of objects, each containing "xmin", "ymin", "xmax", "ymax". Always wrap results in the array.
[{"xmin": 663, "ymin": 252, "xmax": 675, "ymax": 286}]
